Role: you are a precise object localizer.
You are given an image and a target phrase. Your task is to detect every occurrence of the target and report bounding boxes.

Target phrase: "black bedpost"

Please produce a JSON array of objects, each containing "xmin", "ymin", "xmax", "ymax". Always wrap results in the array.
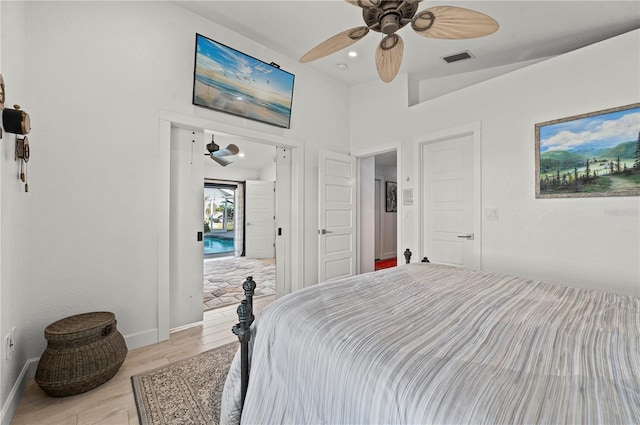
[
  {"xmin": 404, "ymin": 248, "xmax": 412, "ymax": 264},
  {"xmin": 242, "ymin": 276, "xmax": 256, "ymax": 324},
  {"xmin": 232, "ymin": 299, "xmax": 252, "ymax": 413}
]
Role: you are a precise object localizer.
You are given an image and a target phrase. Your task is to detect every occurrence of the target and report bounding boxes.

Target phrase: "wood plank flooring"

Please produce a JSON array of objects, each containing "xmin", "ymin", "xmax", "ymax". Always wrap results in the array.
[{"xmin": 11, "ymin": 296, "xmax": 275, "ymax": 425}]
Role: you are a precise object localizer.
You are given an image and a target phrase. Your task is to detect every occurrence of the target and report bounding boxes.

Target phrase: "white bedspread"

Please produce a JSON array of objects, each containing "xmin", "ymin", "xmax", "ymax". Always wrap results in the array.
[{"xmin": 220, "ymin": 263, "xmax": 640, "ymax": 424}]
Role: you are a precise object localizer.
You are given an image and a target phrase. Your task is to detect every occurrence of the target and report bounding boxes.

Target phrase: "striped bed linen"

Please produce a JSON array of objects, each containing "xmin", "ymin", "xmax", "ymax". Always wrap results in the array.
[{"xmin": 220, "ymin": 263, "xmax": 640, "ymax": 424}]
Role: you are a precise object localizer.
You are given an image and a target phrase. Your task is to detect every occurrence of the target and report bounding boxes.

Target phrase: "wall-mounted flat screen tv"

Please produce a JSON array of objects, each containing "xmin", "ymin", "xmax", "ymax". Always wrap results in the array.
[{"xmin": 192, "ymin": 33, "xmax": 295, "ymax": 129}]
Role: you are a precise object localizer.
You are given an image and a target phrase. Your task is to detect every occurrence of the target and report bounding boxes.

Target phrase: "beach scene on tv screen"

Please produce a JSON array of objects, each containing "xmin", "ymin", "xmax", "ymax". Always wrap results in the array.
[{"xmin": 194, "ymin": 35, "xmax": 294, "ymax": 128}]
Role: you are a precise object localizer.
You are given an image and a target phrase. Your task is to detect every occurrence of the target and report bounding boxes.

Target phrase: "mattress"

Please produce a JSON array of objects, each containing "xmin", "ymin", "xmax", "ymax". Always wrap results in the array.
[{"xmin": 220, "ymin": 263, "xmax": 640, "ymax": 424}]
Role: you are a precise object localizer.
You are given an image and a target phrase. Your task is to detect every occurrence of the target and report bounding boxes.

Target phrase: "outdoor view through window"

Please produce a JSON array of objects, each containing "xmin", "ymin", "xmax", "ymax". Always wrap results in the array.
[{"xmin": 204, "ymin": 185, "xmax": 236, "ymax": 256}]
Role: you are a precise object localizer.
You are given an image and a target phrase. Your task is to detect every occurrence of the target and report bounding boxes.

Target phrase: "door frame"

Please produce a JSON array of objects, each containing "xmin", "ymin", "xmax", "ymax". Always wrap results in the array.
[
  {"xmin": 413, "ymin": 121, "xmax": 482, "ymax": 269},
  {"xmin": 352, "ymin": 141, "xmax": 402, "ymax": 274},
  {"xmin": 157, "ymin": 110, "xmax": 304, "ymax": 342}
]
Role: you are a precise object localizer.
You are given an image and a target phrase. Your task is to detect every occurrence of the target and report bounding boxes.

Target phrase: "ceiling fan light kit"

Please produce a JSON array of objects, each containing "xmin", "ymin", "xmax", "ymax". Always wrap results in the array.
[{"xmin": 300, "ymin": 0, "xmax": 499, "ymax": 83}]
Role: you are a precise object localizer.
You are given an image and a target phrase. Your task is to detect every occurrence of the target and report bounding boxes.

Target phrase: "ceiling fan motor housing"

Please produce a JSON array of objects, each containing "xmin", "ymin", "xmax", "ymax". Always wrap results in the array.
[
  {"xmin": 364, "ymin": 1, "xmax": 419, "ymax": 34},
  {"xmin": 381, "ymin": 13, "xmax": 400, "ymax": 34}
]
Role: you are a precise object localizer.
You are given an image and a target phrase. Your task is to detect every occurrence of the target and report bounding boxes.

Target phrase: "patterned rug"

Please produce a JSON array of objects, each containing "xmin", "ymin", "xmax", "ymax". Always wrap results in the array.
[
  {"xmin": 204, "ymin": 257, "xmax": 275, "ymax": 311},
  {"xmin": 131, "ymin": 342, "xmax": 238, "ymax": 425}
]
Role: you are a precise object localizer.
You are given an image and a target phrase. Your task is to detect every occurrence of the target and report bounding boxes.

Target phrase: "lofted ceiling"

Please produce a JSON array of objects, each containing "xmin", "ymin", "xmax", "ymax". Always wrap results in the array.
[
  {"xmin": 176, "ymin": 1, "xmax": 640, "ymax": 90},
  {"xmin": 187, "ymin": 1, "xmax": 638, "ymax": 170}
]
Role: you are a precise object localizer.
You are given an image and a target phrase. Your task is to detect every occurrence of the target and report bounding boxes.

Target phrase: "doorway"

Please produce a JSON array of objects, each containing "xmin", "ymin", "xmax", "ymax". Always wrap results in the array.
[
  {"xmin": 201, "ymin": 138, "xmax": 278, "ymax": 311},
  {"xmin": 374, "ymin": 152, "xmax": 398, "ymax": 270},
  {"xmin": 159, "ymin": 112, "xmax": 304, "ymax": 341},
  {"xmin": 357, "ymin": 149, "xmax": 399, "ymax": 274},
  {"xmin": 204, "ymin": 182, "xmax": 238, "ymax": 257}
]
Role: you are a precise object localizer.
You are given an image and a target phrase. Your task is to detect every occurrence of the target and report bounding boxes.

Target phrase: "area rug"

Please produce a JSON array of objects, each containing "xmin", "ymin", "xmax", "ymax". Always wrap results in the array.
[{"xmin": 131, "ymin": 342, "xmax": 238, "ymax": 425}]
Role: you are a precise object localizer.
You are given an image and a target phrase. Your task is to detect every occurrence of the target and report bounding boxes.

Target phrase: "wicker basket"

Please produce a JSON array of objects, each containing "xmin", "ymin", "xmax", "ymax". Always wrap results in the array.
[{"xmin": 35, "ymin": 311, "xmax": 127, "ymax": 397}]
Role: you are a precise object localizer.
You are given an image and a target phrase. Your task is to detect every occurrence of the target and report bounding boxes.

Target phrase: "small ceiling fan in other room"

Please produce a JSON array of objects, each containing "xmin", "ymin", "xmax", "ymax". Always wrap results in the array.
[
  {"xmin": 205, "ymin": 136, "xmax": 240, "ymax": 166},
  {"xmin": 300, "ymin": 0, "xmax": 499, "ymax": 83}
]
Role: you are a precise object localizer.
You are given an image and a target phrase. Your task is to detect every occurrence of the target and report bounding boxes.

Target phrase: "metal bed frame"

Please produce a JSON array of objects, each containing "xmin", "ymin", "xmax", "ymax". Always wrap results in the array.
[{"xmin": 231, "ymin": 250, "xmax": 425, "ymax": 416}]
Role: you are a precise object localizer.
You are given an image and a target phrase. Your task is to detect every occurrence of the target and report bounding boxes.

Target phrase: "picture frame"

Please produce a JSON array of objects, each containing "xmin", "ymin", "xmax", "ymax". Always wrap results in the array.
[
  {"xmin": 535, "ymin": 103, "xmax": 640, "ymax": 198},
  {"xmin": 386, "ymin": 181, "xmax": 397, "ymax": 212}
]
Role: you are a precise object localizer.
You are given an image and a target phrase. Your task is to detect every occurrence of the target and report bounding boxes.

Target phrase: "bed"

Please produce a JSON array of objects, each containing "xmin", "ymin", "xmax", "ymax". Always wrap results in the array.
[{"xmin": 220, "ymin": 263, "xmax": 640, "ymax": 424}]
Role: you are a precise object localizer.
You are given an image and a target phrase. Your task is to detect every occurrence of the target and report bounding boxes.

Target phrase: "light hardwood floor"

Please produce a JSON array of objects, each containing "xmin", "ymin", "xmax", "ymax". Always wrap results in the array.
[{"xmin": 11, "ymin": 295, "xmax": 275, "ymax": 425}]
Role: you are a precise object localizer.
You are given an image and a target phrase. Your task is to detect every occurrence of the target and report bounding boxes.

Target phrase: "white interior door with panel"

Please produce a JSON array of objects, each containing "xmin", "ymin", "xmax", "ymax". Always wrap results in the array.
[
  {"xmin": 245, "ymin": 180, "xmax": 275, "ymax": 259},
  {"xmin": 318, "ymin": 150, "xmax": 357, "ymax": 282},
  {"xmin": 421, "ymin": 131, "xmax": 480, "ymax": 269}
]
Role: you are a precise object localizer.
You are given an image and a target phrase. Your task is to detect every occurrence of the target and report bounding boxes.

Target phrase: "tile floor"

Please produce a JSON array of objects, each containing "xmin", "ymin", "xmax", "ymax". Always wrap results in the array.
[{"xmin": 203, "ymin": 256, "xmax": 275, "ymax": 311}]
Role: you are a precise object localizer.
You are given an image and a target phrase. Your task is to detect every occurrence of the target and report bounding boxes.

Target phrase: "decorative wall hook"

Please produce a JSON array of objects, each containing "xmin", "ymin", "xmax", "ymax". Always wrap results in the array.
[
  {"xmin": 1, "ymin": 74, "xmax": 33, "ymax": 192},
  {"xmin": 15, "ymin": 136, "xmax": 30, "ymax": 192}
]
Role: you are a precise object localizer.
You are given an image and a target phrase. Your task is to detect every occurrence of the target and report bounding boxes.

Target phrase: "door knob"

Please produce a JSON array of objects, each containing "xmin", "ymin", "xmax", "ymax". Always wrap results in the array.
[{"xmin": 457, "ymin": 233, "xmax": 474, "ymax": 240}]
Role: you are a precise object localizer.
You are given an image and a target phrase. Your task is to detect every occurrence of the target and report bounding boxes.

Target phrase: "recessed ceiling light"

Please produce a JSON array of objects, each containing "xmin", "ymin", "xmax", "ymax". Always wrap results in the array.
[
  {"xmin": 337, "ymin": 63, "xmax": 348, "ymax": 70},
  {"xmin": 348, "ymin": 51, "xmax": 358, "ymax": 58},
  {"xmin": 238, "ymin": 153, "xmax": 245, "ymax": 158}
]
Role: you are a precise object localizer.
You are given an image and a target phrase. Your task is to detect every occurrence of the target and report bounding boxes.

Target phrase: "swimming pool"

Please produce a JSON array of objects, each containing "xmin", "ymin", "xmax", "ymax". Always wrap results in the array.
[{"xmin": 204, "ymin": 234, "xmax": 234, "ymax": 255}]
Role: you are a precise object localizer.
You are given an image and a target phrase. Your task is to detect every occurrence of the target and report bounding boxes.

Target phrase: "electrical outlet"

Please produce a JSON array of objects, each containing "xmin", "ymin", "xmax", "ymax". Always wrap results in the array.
[{"xmin": 5, "ymin": 327, "xmax": 16, "ymax": 360}]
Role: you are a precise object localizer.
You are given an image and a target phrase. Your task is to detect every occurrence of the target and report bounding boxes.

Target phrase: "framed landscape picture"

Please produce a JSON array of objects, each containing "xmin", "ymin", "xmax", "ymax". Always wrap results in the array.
[{"xmin": 535, "ymin": 103, "xmax": 640, "ymax": 198}]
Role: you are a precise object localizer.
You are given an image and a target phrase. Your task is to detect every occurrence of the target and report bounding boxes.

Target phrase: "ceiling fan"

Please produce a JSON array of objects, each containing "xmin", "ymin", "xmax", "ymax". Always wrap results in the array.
[
  {"xmin": 300, "ymin": 0, "xmax": 499, "ymax": 83},
  {"xmin": 205, "ymin": 136, "xmax": 240, "ymax": 166}
]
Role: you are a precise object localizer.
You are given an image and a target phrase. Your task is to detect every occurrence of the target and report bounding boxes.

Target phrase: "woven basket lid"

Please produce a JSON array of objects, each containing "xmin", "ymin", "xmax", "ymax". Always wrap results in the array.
[{"xmin": 44, "ymin": 312, "xmax": 116, "ymax": 342}]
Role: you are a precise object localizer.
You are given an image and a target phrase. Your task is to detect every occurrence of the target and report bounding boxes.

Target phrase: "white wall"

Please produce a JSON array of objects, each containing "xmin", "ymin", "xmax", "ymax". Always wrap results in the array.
[
  {"xmin": 350, "ymin": 30, "xmax": 640, "ymax": 297},
  {"xmin": 0, "ymin": 2, "xmax": 32, "ymax": 422},
  {"xmin": 204, "ymin": 161, "xmax": 261, "ymax": 182},
  {"xmin": 259, "ymin": 160, "xmax": 277, "ymax": 182},
  {"xmin": 0, "ymin": 1, "xmax": 350, "ymax": 416}
]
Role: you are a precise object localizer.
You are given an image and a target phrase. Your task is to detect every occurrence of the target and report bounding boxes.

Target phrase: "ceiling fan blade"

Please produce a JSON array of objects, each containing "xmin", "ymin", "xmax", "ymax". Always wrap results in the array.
[
  {"xmin": 210, "ymin": 154, "xmax": 232, "ymax": 167},
  {"xmin": 345, "ymin": 0, "xmax": 381, "ymax": 7},
  {"xmin": 375, "ymin": 34, "xmax": 404, "ymax": 83},
  {"xmin": 211, "ymin": 143, "xmax": 240, "ymax": 158},
  {"xmin": 412, "ymin": 6, "xmax": 499, "ymax": 39},
  {"xmin": 300, "ymin": 26, "xmax": 369, "ymax": 63}
]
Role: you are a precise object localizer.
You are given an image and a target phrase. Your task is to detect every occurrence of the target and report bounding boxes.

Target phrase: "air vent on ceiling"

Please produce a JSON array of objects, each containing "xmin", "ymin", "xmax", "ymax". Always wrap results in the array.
[{"xmin": 442, "ymin": 50, "xmax": 474, "ymax": 64}]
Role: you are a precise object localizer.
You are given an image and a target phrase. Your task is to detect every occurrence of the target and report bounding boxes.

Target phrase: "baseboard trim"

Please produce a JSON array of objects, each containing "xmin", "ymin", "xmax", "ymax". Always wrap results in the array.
[
  {"xmin": 0, "ymin": 357, "xmax": 39, "ymax": 425},
  {"xmin": 0, "ymin": 328, "xmax": 159, "ymax": 424},
  {"xmin": 124, "ymin": 328, "xmax": 159, "ymax": 351}
]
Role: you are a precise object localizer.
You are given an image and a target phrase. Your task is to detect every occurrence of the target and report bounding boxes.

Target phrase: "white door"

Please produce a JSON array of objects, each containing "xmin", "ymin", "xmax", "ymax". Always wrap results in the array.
[
  {"xmin": 245, "ymin": 180, "xmax": 275, "ymax": 259},
  {"xmin": 318, "ymin": 150, "xmax": 357, "ymax": 282},
  {"xmin": 422, "ymin": 134, "xmax": 477, "ymax": 268}
]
